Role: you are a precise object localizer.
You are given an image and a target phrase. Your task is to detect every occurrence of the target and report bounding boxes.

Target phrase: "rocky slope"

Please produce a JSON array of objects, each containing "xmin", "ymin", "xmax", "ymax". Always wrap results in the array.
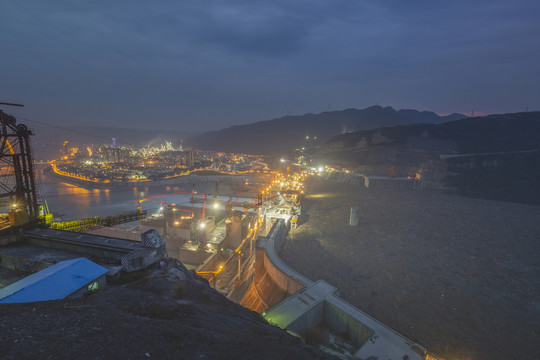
[{"xmin": 0, "ymin": 258, "xmax": 337, "ymax": 360}]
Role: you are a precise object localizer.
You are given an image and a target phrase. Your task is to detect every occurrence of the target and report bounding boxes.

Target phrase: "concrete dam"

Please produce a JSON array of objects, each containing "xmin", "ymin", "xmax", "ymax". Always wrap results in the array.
[{"xmin": 236, "ymin": 219, "xmax": 439, "ymax": 360}]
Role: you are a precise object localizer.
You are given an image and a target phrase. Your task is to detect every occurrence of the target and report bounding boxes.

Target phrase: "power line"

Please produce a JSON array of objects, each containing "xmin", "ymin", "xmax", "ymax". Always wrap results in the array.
[
  {"xmin": 0, "ymin": 101, "xmax": 24, "ymax": 107},
  {"xmin": 14, "ymin": 115, "xmax": 133, "ymax": 146}
]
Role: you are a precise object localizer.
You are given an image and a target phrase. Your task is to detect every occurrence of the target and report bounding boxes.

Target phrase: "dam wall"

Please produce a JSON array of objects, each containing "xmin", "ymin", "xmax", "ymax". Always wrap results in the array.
[
  {"xmin": 254, "ymin": 250, "xmax": 304, "ymax": 306},
  {"xmin": 326, "ymin": 171, "xmax": 424, "ymax": 190},
  {"xmin": 254, "ymin": 220, "xmax": 309, "ymax": 308},
  {"xmin": 256, "ymin": 219, "xmax": 437, "ymax": 360},
  {"xmin": 364, "ymin": 176, "xmax": 423, "ymax": 190}
]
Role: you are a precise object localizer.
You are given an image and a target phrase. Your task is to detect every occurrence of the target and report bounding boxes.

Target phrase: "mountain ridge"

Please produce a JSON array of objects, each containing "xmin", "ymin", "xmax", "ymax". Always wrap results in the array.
[{"xmin": 186, "ymin": 106, "xmax": 466, "ymax": 154}]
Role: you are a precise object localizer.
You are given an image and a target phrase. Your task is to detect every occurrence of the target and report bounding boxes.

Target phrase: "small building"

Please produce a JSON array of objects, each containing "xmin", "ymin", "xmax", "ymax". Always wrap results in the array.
[{"xmin": 0, "ymin": 258, "xmax": 108, "ymax": 304}]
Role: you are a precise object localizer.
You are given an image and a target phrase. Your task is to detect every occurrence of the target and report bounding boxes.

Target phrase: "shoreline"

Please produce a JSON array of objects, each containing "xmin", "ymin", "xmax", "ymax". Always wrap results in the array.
[{"xmin": 45, "ymin": 165, "xmax": 250, "ymax": 189}]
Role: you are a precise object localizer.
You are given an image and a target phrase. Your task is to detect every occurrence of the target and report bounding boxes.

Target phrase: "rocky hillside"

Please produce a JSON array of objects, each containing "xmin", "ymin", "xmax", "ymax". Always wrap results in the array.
[
  {"xmin": 323, "ymin": 111, "xmax": 540, "ymax": 154},
  {"xmin": 316, "ymin": 111, "xmax": 540, "ymax": 204},
  {"xmin": 187, "ymin": 106, "xmax": 465, "ymax": 155},
  {"xmin": 0, "ymin": 258, "xmax": 337, "ymax": 360}
]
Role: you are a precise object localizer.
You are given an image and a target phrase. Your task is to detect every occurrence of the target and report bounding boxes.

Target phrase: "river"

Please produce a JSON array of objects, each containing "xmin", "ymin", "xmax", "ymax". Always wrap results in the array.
[{"xmin": 37, "ymin": 170, "xmax": 253, "ymax": 221}]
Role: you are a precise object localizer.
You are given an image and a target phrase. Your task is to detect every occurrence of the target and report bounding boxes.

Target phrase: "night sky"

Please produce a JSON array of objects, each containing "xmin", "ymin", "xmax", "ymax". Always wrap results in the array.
[{"xmin": 2, "ymin": 0, "xmax": 539, "ymax": 132}]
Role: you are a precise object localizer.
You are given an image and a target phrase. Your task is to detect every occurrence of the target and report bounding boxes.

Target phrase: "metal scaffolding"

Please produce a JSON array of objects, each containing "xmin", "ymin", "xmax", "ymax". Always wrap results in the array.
[{"xmin": 0, "ymin": 104, "xmax": 39, "ymax": 224}]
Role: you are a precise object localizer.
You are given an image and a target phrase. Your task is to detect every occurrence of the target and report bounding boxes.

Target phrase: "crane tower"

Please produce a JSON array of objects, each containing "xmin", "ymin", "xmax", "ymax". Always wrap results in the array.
[{"xmin": 0, "ymin": 103, "xmax": 39, "ymax": 226}]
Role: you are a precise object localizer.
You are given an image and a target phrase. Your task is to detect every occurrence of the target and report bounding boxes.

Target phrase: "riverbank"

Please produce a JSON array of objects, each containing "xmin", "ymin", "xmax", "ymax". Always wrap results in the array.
[{"xmin": 46, "ymin": 165, "xmax": 251, "ymax": 190}]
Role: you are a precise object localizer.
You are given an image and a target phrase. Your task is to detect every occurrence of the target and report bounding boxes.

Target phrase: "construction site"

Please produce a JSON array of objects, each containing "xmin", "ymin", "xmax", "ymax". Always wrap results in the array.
[
  {"xmin": 0, "ymin": 104, "xmax": 486, "ymax": 360},
  {"xmin": 0, "ymin": 105, "xmax": 285, "ymax": 292}
]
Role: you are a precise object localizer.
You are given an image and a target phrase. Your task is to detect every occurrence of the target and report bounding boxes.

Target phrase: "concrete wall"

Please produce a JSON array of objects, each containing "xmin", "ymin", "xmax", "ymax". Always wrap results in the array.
[
  {"xmin": 255, "ymin": 249, "xmax": 304, "ymax": 297},
  {"xmin": 23, "ymin": 236, "xmax": 127, "ymax": 259},
  {"xmin": 88, "ymin": 228, "xmax": 142, "ymax": 241},
  {"xmin": 178, "ymin": 248, "xmax": 211, "ymax": 266},
  {"xmin": 226, "ymin": 214, "xmax": 242, "ymax": 250},
  {"xmin": 168, "ymin": 226, "xmax": 190, "ymax": 241},
  {"xmin": 365, "ymin": 177, "xmax": 423, "ymax": 190},
  {"xmin": 253, "ymin": 219, "xmax": 433, "ymax": 360},
  {"xmin": 349, "ymin": 206, "xmax": 359, "ymax": 226},
  {"xmin": 254, "ymin": 220, "xmax": 305, "ymax": 308},
  {"xmin": 287, "ymin": 301, "xmax": 325, "ymax": 334},
  {"xmin": 121, "ymin": 247, "xmax": 166, "ymax": 272},
  {"xmin": 267, "ymin": 220, "xmax": 289, "ymax": 251},
  {"xmin": 323, "ymin": 300, "xmax": 374, "ymax": 347}
]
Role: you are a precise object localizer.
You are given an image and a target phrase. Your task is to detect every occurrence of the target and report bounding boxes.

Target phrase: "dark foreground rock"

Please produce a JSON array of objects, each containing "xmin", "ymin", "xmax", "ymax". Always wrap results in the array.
[{"xmin": 0, "ymin": 259, "xmax": 338, "ymax": 360}]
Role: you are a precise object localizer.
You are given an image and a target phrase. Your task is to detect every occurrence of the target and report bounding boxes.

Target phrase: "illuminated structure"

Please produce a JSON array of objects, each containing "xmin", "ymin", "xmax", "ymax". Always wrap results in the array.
[{"xmin": 0, "ymin": 104, "xmax": 39, "ymax": 226}]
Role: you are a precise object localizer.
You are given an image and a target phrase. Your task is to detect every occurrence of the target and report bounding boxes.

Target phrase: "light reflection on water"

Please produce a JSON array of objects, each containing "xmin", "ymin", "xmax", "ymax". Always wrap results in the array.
[
  {"xmin": 40, "ymin": 174, "xmax": 178, "ymax": 220},
  {"xmin": 38, "ymin": 173, "xmax": 252, "ymax": 221}
]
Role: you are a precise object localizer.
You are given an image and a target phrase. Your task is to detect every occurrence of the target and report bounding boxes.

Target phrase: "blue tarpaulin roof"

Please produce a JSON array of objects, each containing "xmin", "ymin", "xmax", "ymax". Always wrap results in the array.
[{"xmin": 0, "ymin": 258, "xmax": 108, "ymax": 304}]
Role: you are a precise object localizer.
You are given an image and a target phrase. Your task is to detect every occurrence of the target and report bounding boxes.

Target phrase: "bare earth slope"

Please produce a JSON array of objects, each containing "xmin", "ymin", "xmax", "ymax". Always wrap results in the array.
[{"xmin": 281, "ymin": 179, "xmax": 540, "ymax": 360}]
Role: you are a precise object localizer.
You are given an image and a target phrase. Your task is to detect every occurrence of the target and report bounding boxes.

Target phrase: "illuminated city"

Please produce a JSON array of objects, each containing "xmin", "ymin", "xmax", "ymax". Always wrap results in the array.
[{"xmin": 51, "ymin": 140, "xmax": 269, "ymax": 184}]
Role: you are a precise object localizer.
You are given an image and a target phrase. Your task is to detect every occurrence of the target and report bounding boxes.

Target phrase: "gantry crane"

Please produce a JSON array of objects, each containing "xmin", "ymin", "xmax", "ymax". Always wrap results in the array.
[{"xmin": 0, "ymin": 102, "xmax": 40, "ymax": 228}]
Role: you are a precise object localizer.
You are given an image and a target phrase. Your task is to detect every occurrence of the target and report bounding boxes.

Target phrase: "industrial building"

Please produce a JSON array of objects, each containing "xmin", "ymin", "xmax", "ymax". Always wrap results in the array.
[{"xmin": 0, "ymin": 257, "xmax": 108, "ymax": 303}]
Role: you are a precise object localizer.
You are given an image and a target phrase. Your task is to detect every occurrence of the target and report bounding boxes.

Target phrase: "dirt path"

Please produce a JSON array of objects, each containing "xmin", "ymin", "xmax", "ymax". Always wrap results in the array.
[{"xmin": 280, "ymin": 179, "xmax": 540, "ymax": 360}]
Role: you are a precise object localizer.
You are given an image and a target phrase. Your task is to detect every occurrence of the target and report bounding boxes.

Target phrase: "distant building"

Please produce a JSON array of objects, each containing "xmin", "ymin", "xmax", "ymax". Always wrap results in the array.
[
  {"xmin": 0, "ymin": 258, "xmax": 108, "ymax": 304},
  {"xmin": 103, "ymin": 147, "xmax": 130, "ymax": 163},
  {"xmin": 182, "ymin": 150, "xmax": 194, "ymax": 168}
]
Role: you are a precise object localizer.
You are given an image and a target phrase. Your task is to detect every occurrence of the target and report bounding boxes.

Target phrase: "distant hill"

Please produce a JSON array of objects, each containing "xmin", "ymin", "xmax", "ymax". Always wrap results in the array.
[
  {"xmin": 323, "ymin": 111, "xmax": 540, "ymax": 154},
  {"xmin": 186, "ymin": 106, "xmax": 465, "ymax": 154},
  {"xmin": 317, "ymin": 111, "xmax": 540, "ymax": 204}
]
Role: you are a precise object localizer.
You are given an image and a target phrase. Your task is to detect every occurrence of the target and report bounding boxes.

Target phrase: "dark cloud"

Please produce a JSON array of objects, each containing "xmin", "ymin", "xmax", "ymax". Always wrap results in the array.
[{"xmin": 1, "ymin": 0, "xmax": 539, "ymax": 132}]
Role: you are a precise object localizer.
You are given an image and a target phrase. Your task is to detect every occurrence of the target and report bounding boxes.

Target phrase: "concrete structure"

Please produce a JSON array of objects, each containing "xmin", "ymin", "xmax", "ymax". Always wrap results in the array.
[
  {"xmin": 0, "ymin": 258, "xmax": 108, "ymax": 303},
  {"xmin": 349, "ymin": 206, "xmax": 359, "ymax": 226},
  {"xmin": 264, "ymin": 206, "xmax": 295, "ymax": 235},
  {"xmin": 225, "ymin": 212, "xmax": 254, "ymax": 250},
  {"xmin": 200, "ymin": 216, "xmax": 216, "ymax": 242},
  {"xmin": 225, "ymin": 213, "xmax": 243, "ymax": 249},
  {"xmin": 177, "ymin": 248, "xmax": 212, "ymax": 266},
  {"xmin": 87, "ymin": 224, "xmax": 156, "ymax": 241},
  {"xmin": 0, "ymin": 228, "xmax": 166, "ymax": 275},
  {"xmin": 363, "ymin": 175, "xmax": 423, "ymax": 190},
  {"xmin": 254, "ymin": 221, "xmax": 307, "ymax": 310},
  {"xmin": 254, "ymin": 219, "xmax": 438, "ymax": 360}
]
